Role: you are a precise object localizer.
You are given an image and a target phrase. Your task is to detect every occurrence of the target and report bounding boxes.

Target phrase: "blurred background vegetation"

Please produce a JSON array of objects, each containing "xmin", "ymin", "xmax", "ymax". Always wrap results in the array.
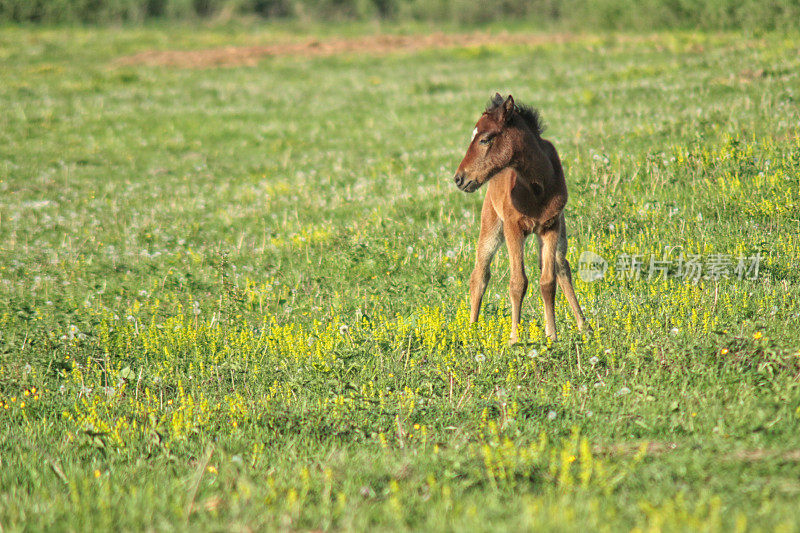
[{"xmin": 1, "ymin": 0, "xmax": 799, "ymax": 30}]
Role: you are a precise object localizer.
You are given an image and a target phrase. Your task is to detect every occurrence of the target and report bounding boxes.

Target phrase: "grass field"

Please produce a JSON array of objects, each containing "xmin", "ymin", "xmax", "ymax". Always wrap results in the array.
[{"xmin": 1, "ymin": 24, "xmax": 800, "ymax": 531}]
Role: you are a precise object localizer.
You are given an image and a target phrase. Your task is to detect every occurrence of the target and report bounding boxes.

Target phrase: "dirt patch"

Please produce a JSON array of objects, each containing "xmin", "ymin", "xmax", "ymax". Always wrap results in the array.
[
  {"xmin": 114, "ymin": 32, "xmax": 577, "ymax": 68},
  {"xmin": 725, "ymin": 449, "xmax": 800, "ymax": 463},
  {"xmin": 593, "ymin": 442, "xmax": 800, "ymax": 463},
  {"xmin": 594, "ymin": 441, "xmax": 679, "ymax": 458}
]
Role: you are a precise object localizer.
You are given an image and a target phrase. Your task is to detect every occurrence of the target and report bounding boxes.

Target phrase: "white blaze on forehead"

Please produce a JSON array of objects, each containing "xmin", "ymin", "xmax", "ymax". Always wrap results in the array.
[{"xmin": 471, "ymin": 127, "xmax": 478, "ymax": 141}]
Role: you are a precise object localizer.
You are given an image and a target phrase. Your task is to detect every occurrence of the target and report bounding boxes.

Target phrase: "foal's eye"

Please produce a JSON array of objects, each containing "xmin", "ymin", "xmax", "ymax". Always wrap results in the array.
[{"xmin": 479, "ymin": 136, "xmax": 494, "ymax": 145}]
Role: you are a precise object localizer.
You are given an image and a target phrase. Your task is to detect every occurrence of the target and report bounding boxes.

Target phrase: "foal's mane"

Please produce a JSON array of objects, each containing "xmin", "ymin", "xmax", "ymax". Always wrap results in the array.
[{"xmin": 485, "ymin": 94, "xmax": 544, "ymax": 138}]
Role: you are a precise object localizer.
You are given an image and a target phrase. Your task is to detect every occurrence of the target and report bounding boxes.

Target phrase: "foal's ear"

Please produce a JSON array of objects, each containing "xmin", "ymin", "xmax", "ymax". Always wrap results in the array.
[{"xmin": 500, "ymin": 94, "xmax": 515, "ymax": 122}]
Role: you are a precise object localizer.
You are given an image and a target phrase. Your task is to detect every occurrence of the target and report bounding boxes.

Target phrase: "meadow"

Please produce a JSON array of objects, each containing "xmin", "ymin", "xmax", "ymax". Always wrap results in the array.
[{"xmin": 1, "ymin": 24, "xmax": 799, "ymax": 531}]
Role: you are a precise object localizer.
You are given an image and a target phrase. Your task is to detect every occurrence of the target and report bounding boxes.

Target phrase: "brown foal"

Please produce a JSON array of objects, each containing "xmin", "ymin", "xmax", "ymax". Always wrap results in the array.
[{"xmin": 453, "ymin": 94, "xmax": 589, "ymax": 343}]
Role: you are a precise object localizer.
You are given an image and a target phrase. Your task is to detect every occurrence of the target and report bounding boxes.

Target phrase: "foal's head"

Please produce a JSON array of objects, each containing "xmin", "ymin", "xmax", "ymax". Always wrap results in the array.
[{"xmin": 453, "ymin": 93, "xmax": 533, "ymax": 193}]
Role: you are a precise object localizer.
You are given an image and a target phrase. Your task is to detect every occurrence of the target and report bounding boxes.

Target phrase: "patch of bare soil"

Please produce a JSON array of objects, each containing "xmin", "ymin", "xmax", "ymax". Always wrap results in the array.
[
  {"xmin": 593, "ymin": 441, "xmax": 679, "ymax": 458},
  {"xmin": 114, "ymin": 32, "xmax": 577, "ymax": 68},
  {"xmin": 593, "ymin": 441, "xmax": 800, "ymax": 463},
  {"xmin": 725, "ymin": 449, "xmax": 800, "ymax": 463}
]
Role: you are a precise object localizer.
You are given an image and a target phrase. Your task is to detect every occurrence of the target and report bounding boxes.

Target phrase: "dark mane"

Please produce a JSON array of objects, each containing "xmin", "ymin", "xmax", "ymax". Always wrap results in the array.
[{"xmin": 485, "ymin": 94, "xmax": 544, "ymax": 137}]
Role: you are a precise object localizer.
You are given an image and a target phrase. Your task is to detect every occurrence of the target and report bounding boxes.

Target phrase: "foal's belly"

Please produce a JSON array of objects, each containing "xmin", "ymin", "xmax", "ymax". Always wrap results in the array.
[{"xmin": 517, "ymin": 216, "xmax": 539, "ymax": 236}]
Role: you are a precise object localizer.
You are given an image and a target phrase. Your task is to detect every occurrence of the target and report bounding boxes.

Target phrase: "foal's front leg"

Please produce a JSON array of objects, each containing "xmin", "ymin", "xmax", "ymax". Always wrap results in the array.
[
  {"xmin": 537, "ymin": 226, "xmax": 559, "ymax": 341},
  {"xmin": 504, "ymin": 224, "xmax": 528, "ymax": 344},
  {"xmin": 469, "ymin": 202, "xmax": 503, "ymax": 323}
]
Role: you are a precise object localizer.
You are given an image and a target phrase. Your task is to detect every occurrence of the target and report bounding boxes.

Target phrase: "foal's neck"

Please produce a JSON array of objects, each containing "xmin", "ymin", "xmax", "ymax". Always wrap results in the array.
[{"xmin": 509, "ymin": 126, "xmax": 546, "ymax": 185}]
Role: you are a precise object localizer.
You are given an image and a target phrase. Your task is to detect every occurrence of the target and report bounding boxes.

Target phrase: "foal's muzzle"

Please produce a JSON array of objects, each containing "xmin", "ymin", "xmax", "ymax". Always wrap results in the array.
[{"xmin": 454, "ymin": 171, "xmax": 479, "ymax": 193}]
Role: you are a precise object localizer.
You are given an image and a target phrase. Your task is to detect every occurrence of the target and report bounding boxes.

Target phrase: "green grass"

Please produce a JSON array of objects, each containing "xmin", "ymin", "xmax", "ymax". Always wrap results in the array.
[{"xmin": 1, "ymin": 25, "xmax": 800, "ymax": 531}]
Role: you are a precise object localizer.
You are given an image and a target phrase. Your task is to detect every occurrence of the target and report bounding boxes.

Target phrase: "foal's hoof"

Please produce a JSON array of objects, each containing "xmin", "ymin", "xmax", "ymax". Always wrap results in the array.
[{"xmin": 508, "ymin": 335, "xmax": 519, "ymax": 346}]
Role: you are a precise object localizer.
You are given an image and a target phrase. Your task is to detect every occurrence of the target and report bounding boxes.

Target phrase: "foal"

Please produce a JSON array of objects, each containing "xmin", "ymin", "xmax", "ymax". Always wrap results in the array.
[{"xmin": 453, "ymin": 94, "xmax": 588, "ymax": 343}]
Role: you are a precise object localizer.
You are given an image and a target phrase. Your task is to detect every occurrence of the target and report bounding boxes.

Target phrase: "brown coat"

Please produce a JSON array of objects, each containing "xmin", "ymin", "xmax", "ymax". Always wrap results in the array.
[{"xmin": 454, "ymin": 94, "xmax": 589, "ymax": 342}]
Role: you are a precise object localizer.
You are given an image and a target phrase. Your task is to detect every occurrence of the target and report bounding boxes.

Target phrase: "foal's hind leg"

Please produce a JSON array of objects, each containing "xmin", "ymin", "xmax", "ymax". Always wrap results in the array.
[
  {"xmin": 505, "ymin": 223, "xmax": 529, "ymax": 344},
  {"xmin": 469, "ymin": 201, "xmax": 503, "ymax": 323},
  {"xmin": 554, "ymin": 214, "xmax": 589, "ymax": 333}
]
